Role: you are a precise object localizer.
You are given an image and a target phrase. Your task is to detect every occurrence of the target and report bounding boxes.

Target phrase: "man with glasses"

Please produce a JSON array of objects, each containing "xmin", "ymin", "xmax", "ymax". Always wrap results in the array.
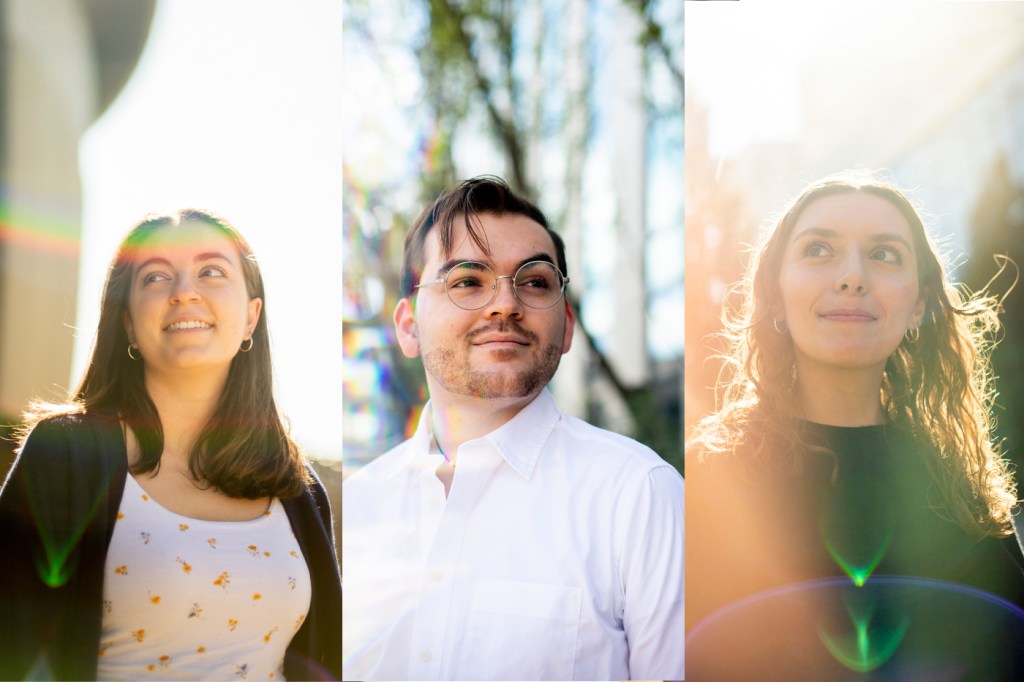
[{"xmin": 342, "ymin": 176, "xmax": 684, "ymax": 680}]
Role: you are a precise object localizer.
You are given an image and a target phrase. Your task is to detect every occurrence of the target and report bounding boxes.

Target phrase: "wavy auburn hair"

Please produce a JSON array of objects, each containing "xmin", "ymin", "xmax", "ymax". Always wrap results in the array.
[
  {"xmin": 22, "ymin": 209, "xmax": 308, "ymax": 499},
  {"xmin": 690, "ymin": 171, "xmax": 1017, "ymax": 537}
]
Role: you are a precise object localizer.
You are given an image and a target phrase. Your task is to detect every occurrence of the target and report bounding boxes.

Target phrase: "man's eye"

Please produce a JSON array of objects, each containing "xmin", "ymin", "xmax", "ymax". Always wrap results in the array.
[
  {"xmin": 449, "ymin": 276, "xmax": 484, "ymax": 289},
  {"xmin": 518, "ymin": 276, "xmax": 551, "ymax": 289}
]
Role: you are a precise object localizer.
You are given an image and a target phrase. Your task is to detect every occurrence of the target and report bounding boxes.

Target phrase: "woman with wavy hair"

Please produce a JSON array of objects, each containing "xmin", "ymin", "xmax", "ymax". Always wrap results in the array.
[
  {"xmin": 0, "ymin": 209, "xmax": 341, "ymax": 680},
  {"xmin": 687, "ymin": 172, "xmax": 1024, "ymax": 678}
]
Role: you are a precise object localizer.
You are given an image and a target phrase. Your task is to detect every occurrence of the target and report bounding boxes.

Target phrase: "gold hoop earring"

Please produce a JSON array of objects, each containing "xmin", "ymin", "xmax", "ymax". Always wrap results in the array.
[
  {"xmin": 905, "ymin": 327, "xmax": 920, "ymax": 343},
  {"xmin": 127, "ymin": 344, "xmax": 140, "ymax": 361},
  {"xmin": 773, "ymin": 319, "xmax": 788, "ymax": 334},
  {"xmin": 240, "ymin": 337, "xmax": 254, "ymax": 353}
]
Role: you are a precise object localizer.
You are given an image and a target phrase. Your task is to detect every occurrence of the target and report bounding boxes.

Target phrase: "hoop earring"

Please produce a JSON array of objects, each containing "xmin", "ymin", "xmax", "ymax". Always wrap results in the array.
[
  {"xmin": 240, "ymin": 337, "xmax": 254, "ymax": 353},
  {"xmin": 905, "ymin": 327, "xmax": 920, "ymax": 343},
  {"xmin": 127, "ymin": 344, "xmax": 140, "ymax": 361},
  {"xmin": 773, "ymin": 319, "xmax": 788, "ymax": 334}
]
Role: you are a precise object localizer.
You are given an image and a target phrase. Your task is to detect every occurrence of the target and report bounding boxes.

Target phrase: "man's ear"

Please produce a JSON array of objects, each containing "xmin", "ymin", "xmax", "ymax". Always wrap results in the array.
[
  {"xmin": 561, "ymin": 298, "xmax": 575, "ymax": 355},
  {"xmin": 394, "ymin": 297, "xmax": 421, "ymax": 358}
]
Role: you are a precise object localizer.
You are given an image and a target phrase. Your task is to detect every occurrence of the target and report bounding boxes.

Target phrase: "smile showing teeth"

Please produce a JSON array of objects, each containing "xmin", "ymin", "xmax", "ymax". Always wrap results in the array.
[{"xmin": 167, "ymin": 320, "xmax": 212, "ymax": 331}]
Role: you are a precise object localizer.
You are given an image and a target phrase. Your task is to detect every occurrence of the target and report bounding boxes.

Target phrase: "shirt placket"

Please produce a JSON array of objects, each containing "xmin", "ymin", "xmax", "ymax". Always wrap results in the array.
[{"xmin": 407, "ymin": 441, "xmax": 500, "ymax": 679}]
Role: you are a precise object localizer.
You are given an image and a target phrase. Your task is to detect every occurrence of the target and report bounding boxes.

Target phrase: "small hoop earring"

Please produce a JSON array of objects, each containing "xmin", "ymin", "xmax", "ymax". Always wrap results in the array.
[
  {"xmin": 240, "ymin": 337, "xmax": 254, "ymax": 353},
  {"xmin": 773, "ymin": 319, "xmax": 788, "ymax": 334},
  {"xmin": 127, "ymin": 344, "xmax": 140, "ymax": 361},
  {"xmin": 905, "ymin": 327, "xmax": 920, "ymax": 343}
]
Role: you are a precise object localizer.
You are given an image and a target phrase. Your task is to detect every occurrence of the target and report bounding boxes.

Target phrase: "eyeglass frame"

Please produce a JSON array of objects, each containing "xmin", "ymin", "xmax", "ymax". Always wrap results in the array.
[{"xmin": 413, "ymin": 259, "xmax": 571, "ymax": 310}]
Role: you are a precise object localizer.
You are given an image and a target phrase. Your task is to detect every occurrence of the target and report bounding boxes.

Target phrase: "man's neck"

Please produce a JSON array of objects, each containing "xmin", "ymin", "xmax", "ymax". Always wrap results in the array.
[{"xmin": 429, "ymin": 390, "xmax": 540, "ymax": 466}]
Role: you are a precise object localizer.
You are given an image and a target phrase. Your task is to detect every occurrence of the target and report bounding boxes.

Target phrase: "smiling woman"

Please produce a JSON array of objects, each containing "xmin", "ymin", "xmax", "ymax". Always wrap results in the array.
[
  {"xmin": 686, "ymin": 171, "xmax": 1024, "ymax": 678},
  {"xmin": 0, "ymin": 209, "xmax": 341, "ymax": 680}
]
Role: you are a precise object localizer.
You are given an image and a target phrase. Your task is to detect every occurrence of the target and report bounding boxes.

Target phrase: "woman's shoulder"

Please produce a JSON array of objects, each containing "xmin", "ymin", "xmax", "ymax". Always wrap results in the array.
[
  {"xmin": 21, "ymin": 409, "xmax": 120, "ymax": 448},
  {"xmin": 14, "ymin": 409, "xmax": 124, "ymax": 480}
]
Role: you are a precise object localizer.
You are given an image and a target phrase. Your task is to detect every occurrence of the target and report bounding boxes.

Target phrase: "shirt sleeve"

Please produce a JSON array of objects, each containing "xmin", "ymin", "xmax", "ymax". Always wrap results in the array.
[{"xmin": 619, "ymin": 464, "xmax": 685, "ymax": 680}]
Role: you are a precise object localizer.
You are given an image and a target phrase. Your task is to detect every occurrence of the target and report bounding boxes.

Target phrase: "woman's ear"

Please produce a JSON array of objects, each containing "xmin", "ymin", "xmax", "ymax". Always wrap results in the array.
[
  {"xmin": 247, "ymin": 297, "xmax": 263, "ymax": 336},
  {"xmin": 123, "ymin": 311, "xmax": 135, "ymax": 343}
]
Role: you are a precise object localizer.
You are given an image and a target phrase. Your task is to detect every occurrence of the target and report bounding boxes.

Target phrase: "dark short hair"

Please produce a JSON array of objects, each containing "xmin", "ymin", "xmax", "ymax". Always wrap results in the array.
[{"xmin": 400, "ymin": 176, "xmax": 567, "ymax": 297}]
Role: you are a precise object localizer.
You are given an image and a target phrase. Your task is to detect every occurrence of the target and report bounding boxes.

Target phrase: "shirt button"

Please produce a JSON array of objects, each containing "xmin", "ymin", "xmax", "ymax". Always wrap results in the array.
[
  {"xmin": 427, "ymin": 497, "xmax": 441, "ymax": 509},
  {"xmin": 431, "ymin": 570, "xmax": 443, "ymax": 583},
  {"xmin": 419, "ymin": 650, "xmax": 432, "ymax": 662}
]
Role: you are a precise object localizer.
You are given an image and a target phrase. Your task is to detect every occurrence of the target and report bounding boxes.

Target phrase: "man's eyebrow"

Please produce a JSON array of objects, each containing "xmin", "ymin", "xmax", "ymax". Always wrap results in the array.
[
  {"xmin": 436, "ymin": 259, "xmax": 491, "ymax": 278},
  {"xmin": 435, "ymin": 252, "xmax": 556, "ymax": 277},
  {"xmin": 515, "ymin": 253, "xmax": 555, "ymax": 271}
]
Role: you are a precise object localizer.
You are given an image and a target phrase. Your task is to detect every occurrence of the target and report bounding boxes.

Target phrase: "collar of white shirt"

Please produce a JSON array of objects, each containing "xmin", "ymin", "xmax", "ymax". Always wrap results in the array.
[{"xmin": 381, "ymin": 388, "xmax": 561, "ymax": 482}]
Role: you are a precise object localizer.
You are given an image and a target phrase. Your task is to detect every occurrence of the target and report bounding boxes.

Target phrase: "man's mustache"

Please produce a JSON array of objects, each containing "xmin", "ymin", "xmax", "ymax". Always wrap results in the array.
[{"xmin": 466, "ymin": 320, "xmax": 539, "ymax": 344}]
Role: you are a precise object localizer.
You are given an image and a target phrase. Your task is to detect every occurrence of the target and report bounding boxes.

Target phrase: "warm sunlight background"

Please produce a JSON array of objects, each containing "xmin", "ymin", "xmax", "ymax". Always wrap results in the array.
[{"xmin": 76, "ymin": 0, "xmax": 343, "ymax": 461}]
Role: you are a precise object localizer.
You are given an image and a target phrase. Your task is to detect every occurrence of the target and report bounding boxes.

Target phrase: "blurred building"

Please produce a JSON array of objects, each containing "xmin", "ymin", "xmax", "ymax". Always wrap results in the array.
[{"xmin": 0, "ymin": 0, "xmax": 155, "ymax": 422}]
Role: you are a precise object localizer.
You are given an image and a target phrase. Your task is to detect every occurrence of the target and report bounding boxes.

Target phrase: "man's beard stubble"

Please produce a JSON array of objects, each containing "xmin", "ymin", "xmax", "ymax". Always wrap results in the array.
[{"xmin": 421, "ymin": 320, "xmax": 564, "ymax": 399}]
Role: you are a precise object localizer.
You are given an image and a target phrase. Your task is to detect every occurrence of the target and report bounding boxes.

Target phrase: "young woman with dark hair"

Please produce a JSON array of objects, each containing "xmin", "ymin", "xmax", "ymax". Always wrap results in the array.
[
  {"xmin": 0, "ymin": 209, "xmax": 341, "ymax": 680},
  {"xmin": 687, "ymin": 172, "xmax": 1024, "ymax": 679}
]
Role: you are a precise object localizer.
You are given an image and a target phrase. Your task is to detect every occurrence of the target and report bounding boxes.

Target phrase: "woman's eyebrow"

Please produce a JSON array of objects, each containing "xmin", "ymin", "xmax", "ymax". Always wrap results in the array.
[
  {"xmin": 791, "ymin": 227, "xmax": 912, "ymax": 251},
  {"xmin": 791, "ymin": 226, "xmax": 837, "ymax": 242},
  {"xmin": 869, "ymin": 233, "xmax": 913, "ymax": 251},
  {"xmin": 194, "ymin": 251, "xmax": 233, "ymax": 263}
]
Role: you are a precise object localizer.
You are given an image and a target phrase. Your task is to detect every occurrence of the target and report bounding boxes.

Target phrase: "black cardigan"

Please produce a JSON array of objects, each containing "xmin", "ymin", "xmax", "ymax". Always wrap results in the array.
[{"xmin": 0, "ymin": 413, "xmax": 341, "ymax": 681}]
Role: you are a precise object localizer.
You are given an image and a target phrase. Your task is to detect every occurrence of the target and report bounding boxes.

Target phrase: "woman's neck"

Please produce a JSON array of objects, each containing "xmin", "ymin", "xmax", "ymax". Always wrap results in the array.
[
  {"xmin": 143, "ymin": 369, "xmax": 226, "ymax": 461},
  {"xmin": 793, "ymin": 359, "xmax": 886, "ymax": 427}
]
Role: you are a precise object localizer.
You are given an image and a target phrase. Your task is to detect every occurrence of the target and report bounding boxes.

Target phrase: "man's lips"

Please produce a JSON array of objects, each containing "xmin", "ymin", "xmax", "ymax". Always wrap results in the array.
[{"xmin": 472, "ymin": 335, "xmax": 530, "ymax": 346}]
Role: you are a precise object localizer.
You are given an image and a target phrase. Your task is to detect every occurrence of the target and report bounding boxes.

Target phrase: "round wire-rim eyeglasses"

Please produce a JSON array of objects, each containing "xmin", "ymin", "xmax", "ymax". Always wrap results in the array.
[{"xmin": 414, "ymin": 260, "xmax": 570, "ymax": 310}]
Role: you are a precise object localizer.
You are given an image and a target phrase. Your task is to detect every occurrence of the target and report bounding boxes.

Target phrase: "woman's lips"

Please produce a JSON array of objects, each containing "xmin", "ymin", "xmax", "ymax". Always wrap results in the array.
[{"xmin": 819, "ymin": 310, "xmax": 877, "ymax": 322}]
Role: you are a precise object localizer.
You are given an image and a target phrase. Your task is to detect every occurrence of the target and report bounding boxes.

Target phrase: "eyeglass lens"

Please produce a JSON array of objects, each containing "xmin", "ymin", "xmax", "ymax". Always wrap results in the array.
[{"xmin": 445, "ymin": 261, "xmax": 564, "ymax": 310}]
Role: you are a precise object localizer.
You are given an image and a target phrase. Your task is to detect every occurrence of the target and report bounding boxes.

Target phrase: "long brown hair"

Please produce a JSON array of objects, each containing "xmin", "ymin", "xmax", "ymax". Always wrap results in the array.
[
  {"xmin": 22, "ymin": 209, "xmax": 308, "ymax": 499},
  {"xmin": 690, "ymin": 171, "xmax": 1017, "ymax": 537}
]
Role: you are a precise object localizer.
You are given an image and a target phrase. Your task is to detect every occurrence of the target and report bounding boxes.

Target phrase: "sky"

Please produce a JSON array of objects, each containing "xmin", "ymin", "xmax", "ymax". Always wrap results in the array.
[{"xmin": 76, "ymin": 0, "xmax": 344, "ymax": 461}]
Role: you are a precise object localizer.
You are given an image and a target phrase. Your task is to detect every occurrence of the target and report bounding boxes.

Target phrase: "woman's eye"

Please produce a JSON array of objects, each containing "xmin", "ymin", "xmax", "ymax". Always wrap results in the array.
[
  {"xmin": 803, "ymin": 242, "xmax": 831, "ymax": 258},
  {"xmin": 142, "ymin": 272, "xmax": 169, "ymax": 285},
  {"xmin": 200, "ymin": 266, "xmax": 226, "ymax": 278},
  {"xmin": 872, "ymin": 247, "xmax": 903, "ymax": 264}
]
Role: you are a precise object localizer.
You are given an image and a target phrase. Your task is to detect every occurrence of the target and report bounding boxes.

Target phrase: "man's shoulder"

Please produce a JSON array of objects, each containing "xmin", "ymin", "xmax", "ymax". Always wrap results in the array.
[{"xmin": 554, "ymin": 412, "xmax": 676, "ymax": 476}]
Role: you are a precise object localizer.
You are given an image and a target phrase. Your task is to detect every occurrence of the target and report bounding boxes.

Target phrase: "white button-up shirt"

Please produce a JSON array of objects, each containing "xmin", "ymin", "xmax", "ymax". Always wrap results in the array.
[{"xmin": 342, "ymin": 389, "xmax": 684, "ymax": 680}]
